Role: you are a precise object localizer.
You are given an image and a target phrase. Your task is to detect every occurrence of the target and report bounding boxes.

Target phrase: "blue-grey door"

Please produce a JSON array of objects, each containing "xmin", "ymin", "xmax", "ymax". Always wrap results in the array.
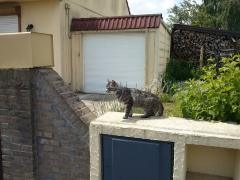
[{"xmin": 102, "ymin": 135, "xmax": 174, "ymax": 180}]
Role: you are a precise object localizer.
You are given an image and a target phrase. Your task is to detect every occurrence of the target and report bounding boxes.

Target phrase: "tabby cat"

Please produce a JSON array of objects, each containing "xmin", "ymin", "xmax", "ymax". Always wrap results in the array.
[{"xmin": 106, "ymin": 80, "xmax": 164, "ymax": 119}]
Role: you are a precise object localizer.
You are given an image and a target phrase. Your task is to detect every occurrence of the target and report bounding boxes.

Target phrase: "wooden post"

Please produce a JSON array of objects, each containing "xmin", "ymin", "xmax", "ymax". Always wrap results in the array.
[{"xmin": 200, "ymin": 46, "xmax": 204, "ymax": 67}]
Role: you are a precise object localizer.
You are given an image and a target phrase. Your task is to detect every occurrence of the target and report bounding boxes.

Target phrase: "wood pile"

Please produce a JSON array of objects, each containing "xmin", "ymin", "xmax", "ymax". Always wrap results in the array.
[{"xmin": 171, "ymin": 27, "xmax": 240, "ymax": 65}]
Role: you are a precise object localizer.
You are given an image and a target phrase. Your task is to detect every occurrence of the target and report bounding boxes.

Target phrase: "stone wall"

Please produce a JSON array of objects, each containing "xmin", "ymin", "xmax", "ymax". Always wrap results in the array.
[
  {"xmin": 0, "ymin": 69, "xmax": 34, "ymax": 180},
  {"xmin": 171, "ymin": 24, "xmax": 240, "ymax": 64},
  {"xmin": 32, "ymin": 68, "xmax": 96, "ymax": 180},
  {"xmin": 0, "ymin": 68, "xmax": 96, "ymax": 180}
]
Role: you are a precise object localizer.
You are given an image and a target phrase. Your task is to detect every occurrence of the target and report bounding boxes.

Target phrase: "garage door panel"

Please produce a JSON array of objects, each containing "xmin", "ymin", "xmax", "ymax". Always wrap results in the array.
[{"xmin": 83, "ymin": 33, "xmax": 145, "ymax": 93}]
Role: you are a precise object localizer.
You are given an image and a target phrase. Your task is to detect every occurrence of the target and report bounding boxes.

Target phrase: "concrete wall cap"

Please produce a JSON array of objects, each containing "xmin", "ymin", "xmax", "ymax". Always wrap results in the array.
[{"xmin": 92, "ymin": 112, "xmax": 240, "ymax": 143}]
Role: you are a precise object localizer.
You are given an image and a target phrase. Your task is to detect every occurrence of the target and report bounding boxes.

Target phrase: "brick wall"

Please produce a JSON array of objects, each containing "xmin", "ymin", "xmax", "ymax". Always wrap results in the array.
[
  {"xmin": 171, "ymin": 24, "xmax": 240, "ymax": 63},
  {"xmin": 0, "ymin": 69, "xmax": 34, "ymax": 180},
  {"xmin": 0, "ymin": 68, "xmax": 96, "ymax": 180},
  {"xmin": 32, "ymin": 68, "xmax": 96, "ymax": 180}
]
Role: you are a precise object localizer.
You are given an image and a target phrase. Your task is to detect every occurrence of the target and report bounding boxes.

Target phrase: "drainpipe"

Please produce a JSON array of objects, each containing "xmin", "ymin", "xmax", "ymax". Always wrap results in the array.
[
  {"xmin": 65, "ymin": 3, "xmax": 71, "ymax": 39},
  {"xmin": 65, "ymin": 3, "xmax": 73, "ymax": 85}
]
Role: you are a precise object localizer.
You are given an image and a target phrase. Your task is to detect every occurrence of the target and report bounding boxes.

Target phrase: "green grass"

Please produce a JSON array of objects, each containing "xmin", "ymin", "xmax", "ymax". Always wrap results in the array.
[
  {"xmin": 163, "ymin": 102, "xmax": 183, "ymax": 117},
  {"xmin": 131, "ymin": 102, "xmax": 183, "ymax": 117}
]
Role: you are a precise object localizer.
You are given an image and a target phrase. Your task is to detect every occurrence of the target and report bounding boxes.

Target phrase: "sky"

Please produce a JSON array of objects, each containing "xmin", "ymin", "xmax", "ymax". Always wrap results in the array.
[{"xmin": 128, "ymin": 0, "xmax": 202, "ymax": 20}]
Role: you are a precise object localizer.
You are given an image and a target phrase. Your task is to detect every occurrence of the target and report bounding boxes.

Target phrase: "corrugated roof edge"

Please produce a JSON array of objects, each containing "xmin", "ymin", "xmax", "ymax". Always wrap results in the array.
[
  {"xmin": 71, "ymin": 14, "xmax": 164, "ymax": 32},
  {"xmin": 72, "ymin": 14, "xmax": 163, "ymax": 21}
]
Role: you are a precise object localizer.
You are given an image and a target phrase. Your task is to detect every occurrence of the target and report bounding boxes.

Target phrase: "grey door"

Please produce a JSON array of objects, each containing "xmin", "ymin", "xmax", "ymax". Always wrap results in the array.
[{"xmin": 102, "ymin": 135, "xmax": 174, "ymax": 180}]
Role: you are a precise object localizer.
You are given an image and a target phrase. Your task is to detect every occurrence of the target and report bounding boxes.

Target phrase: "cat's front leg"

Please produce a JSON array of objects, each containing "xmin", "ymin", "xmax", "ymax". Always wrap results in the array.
[{"xmin": 123, "ymin": 103, "xmax": 133, "ymax": 119}]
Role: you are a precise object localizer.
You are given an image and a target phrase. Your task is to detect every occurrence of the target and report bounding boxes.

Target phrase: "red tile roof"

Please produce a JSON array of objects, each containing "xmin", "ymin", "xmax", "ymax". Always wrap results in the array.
[{"xmin": 71, "ymin": 14, "xmax": 162, "ymax": 31}]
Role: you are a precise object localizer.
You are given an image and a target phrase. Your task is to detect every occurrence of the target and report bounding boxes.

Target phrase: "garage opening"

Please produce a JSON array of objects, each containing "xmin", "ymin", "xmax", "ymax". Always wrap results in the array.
[{"xmin": 83, "ymin": 33, "xmax": 145, "ymax": 93}]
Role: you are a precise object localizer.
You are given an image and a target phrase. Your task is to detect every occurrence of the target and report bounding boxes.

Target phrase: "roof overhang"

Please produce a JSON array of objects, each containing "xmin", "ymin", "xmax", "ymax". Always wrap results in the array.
[{"xmin": 71, "ymin": 14, "xmax": 162, "ymax": 32}]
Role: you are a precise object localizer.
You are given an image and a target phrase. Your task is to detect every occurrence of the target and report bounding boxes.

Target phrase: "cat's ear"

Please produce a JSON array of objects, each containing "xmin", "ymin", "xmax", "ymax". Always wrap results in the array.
[{"xmin": 112, "ymin": 80, "xmax": 118, "ymax": 86}]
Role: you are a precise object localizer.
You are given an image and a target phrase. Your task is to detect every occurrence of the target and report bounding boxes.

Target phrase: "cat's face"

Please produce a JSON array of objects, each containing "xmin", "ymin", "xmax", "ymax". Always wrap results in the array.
[{"xmin": 106, "ymin": 80, "xmax": 118, "ymax": 93}]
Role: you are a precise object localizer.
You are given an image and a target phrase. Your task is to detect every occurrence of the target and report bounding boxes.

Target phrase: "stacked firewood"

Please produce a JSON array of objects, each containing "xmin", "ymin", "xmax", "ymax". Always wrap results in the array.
[{"xmin": 171, "ymin": 29, "xmax": 240, "ymax": 65}]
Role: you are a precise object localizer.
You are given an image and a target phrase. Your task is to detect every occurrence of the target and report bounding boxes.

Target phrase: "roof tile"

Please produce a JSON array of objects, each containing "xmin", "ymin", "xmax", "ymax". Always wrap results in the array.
[{"xmin": 71, "ymin": 14, "xmax": 162, "ymax": 31}]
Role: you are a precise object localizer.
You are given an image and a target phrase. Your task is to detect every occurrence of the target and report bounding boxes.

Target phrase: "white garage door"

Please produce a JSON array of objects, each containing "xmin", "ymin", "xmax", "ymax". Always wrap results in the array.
[
  {"xmin": 83, "ymin": 33, "xmax": 145, "ymax": 93},
  {"xmin": 0, "ymin": 15, "xmax": 18, "ymax": 33}
]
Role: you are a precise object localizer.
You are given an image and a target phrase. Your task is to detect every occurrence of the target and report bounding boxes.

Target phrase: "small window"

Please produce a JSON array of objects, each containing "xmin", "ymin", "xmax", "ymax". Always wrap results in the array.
[{"xmin": 0, "ymin": 3, "xmax": 21, "ymax": 33}]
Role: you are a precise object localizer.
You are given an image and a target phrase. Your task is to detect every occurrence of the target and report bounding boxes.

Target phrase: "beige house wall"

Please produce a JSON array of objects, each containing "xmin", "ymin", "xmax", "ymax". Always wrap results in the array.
[
  {"xmin": 145, "ymin": 30, "xmax": 156, "ymax": 86},
  {"xmin": 187, "ymin": 145, "xmax": 237, "ymax": 178},
  {"xmin": 235, "ymin": 151, "xmax": 240, "ymax": 180},
  {"xmin": 60, "ymin": 0, "xmax": 129, "ymax": 84},
  {"xmin": 71, "ymin": 33, "xmax": 82, "ymax": 91},
  {"xmin": 3, "ymin": 0, "xmax": 169, "ymax": 90},
  {"xmin": 64, "ymin": 0, "xmax": 129, "ymax": 17},
  {"xmin": 0, "ymin": 32, "xmax": 53, "ymax": 68},
  {"xmin": 31, "ymin": 32, "xmax": 54, "ymax": 67},
  {"xmin": 0, "ymin": 32, "xmax": 32, "ymax": 68},
  {"xmin": 158, "ymin": 21, "xmax": 171, "ymax": 78},
  {"xmin": 13, "ymin": 0, "xmax": 129, "ymax": 83},
  {"xmin": 20, "ymin": 0, "xmax": 62, "ymax": 73},
  {"xmin": 145, "ymin": 22, "xmax": 171, "ymax": 91}
]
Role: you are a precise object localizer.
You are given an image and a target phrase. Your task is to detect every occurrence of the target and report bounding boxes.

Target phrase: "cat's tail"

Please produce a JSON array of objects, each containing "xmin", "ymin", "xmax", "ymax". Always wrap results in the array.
[{"xmin": 156, "ymin": 101, "xmax": 164, "ymax": 116}]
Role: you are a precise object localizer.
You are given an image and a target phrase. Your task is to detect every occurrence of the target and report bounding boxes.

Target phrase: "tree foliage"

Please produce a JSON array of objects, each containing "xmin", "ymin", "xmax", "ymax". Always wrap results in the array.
[
  {"xmin": 203, "ymin": 0, "xmax": 240, "ymax": 31},
  {"xmin": 167, "ymin": 0, "xmax": 240, "ymax": 32},
  {"xmin": 167, "ymin": 0, "xmax": 200, "ymax": 27}
]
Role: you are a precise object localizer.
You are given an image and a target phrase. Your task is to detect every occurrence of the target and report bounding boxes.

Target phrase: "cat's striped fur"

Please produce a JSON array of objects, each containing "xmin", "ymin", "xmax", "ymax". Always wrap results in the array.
[{"xmin": 106, "ymin": 80, "xmax": 164, "ymax": 119}]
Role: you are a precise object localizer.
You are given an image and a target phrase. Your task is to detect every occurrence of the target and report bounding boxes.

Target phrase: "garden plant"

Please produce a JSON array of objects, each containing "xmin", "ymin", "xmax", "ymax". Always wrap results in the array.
[{"xmin": 175, "ymin": 55, "xmax": 240, "ymax": 123}]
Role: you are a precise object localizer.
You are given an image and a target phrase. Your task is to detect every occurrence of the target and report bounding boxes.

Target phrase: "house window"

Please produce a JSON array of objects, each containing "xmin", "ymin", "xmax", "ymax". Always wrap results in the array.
[{"xmin": 0, "ymin": 3, "xmax": 21, "ymax": 33}]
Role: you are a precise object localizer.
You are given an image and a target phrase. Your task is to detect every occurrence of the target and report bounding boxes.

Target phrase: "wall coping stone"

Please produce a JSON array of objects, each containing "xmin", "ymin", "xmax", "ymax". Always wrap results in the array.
[{"xmin": 93, "ymin": 112, "xmax": 240, "ymax": 145}]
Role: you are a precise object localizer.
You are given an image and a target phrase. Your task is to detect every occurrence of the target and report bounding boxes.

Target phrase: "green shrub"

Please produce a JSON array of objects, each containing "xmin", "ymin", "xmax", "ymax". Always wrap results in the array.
[
  {"xmin": 175, "ymin": 55, "xmax": 240, "ymax": 123},
  {"xmin": 162, "ymin": 58, "xmax": 197, "ymax": 94}
]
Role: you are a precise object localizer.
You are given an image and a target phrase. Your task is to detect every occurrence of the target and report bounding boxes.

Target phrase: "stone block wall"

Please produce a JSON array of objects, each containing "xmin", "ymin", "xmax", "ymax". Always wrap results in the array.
[
  {"xmin": 32, "ymin": 68, "xmax": 96, "ymax": 180},
  {"xmin": 0, "ymin": 69, "xmax": 34, "ymax": 180},
  {"xmin": 171, "ymin": 24, "xmax": 240, "ymax": 64},
  {"xmin": 0, "ymin": 68, "xmax": 96, "ymax": 180}
]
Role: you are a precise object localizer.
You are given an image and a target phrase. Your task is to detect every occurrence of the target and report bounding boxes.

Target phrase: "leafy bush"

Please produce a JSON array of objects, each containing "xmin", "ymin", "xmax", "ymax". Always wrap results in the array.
[
  {"xmin": 162, "ymin": 58, "xmax": 197, "ymax": 94},
  {"xmin": 175, "ymin": 55, "xmax": 240, "ymax": 123},
  {"xmin": 160, "ymin": 93, "xmax": 174, "ymax": 103}
]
